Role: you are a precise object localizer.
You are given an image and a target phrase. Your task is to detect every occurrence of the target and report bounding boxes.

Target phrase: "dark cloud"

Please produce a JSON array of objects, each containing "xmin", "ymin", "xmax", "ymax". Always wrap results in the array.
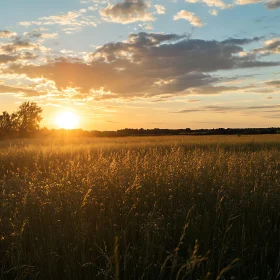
[
  {"xmin": 237, "ymin": 60, "xmax": 280, "ymax": 68},
  {"xmin": 150, "ymin": 73, "xmax": 218, "ymax": 95},
  {"xmin": 221, "ymin": 37, "xmax": 262, "ymax": 45},
  {"xmin": 24, "ymin": 30, "xmax": 58, "ymax": 40},
  {"xmin": 100, "ymin": 0, "xmax": 154, "ymax": 24},
  {"xmin": 265, "ymin": 0, "xmax": 280, "ymax": 9},
  {"xmin": 5, "ymin": 32, "xmax": 280, "ymax": 100},
  {"xmin": 0, "ymin": 54, "xmax": 19, "ymax": 63},
  {"xmin": 0, "ymin": 37, "xmax": 37, "ymax": 53},
  {"xmin": 0, "ymin": 84, "xmax": 45, "ymax": 96},
  {"xmin": 128, "ymin": 32, "xmax": 186, "ymax": 46},
  {"xmin": 266, "ymin": 80, "xmax": 280, "ymax": 86}
]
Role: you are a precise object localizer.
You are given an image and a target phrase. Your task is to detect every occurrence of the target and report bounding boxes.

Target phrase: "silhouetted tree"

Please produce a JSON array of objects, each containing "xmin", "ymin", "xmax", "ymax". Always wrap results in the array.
[{"xmin": 16, "ymin": 102, "xmax": 43, "ymax": 136}]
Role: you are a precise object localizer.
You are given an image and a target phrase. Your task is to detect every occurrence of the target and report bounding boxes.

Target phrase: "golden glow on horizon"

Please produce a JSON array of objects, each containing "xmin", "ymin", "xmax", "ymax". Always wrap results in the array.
[{"xmin": 56, "ymin": 111, "xmax": 79, "ymax": 129}]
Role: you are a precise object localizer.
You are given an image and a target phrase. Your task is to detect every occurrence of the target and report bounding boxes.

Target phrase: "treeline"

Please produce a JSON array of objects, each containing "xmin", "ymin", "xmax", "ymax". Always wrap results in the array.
[
  {"xmin": 118, "ymin": 127, "xmax": 279, "ymax": 136},
  {"xmin": 38, "ymin": 127, "xmax": 279, "ymax": 138},
  {"xmin": 187, "ymin": 127, "xmax": 279, "ymax": 135}
]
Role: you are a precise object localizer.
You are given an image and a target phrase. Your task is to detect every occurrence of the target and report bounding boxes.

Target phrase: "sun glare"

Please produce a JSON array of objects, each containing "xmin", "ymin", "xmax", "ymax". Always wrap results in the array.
[{"xmin": 56, "ymin": 112, "xmax": 79, "ymax": 129}]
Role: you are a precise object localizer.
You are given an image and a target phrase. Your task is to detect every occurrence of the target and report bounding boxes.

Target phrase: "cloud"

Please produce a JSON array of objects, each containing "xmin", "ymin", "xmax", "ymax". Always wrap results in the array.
[
  {"xmin": 5, "ymin": 32, "xmax": 280, "ymax": 100},
  {"xmin": 253, "ymin": 38, "xmax": 280, "ymax": 55},
  {"xmin": 188, "ymin": 99, "xmax": 201, "ymax": 102},
  {"xmin": 125, "ymin": 32, "xmax": 186, "ymax": 45},
  {"xmin": 221, "ymin": 37, "xmax": 261, "ymax": 45},
  {"xmin": 0, "ymin": 54, "xmax": 19, "ymax": 64},
  {"xmin": 263, "ymin": 38, "xmax": 280, "ymax": 53},
  {"xmin": 174, "ymin": 10, "xmax": 204, "ymax": 27},
  {"xmin": 0, "ymin": 84, "xmax": 44, "ymax": 97},
  {"xmin": 235, "ymin": 0, "xmax": 262, "ymax": 5},
  {"xmin": 0, "ymin": 35, "xmax": 50, "ymax": 66},
  {"xmin": 100, "ymin": 0, "xmax": 155, "ymax": 24},
  {"xmin": 0, "ymin": 37, "xmax": 38, "ymax": 53},
  {"xmin": 19, "ymin": 10, "xmax": 97, "ymax": 33},
  {"xmin": 187, "ymin": 0, "xmax": 228, "ymax": 9},
  {"xmin": 187, "ymin": 85, "xmax": 242, "ymax": 95},
  {"xmin": 235, "ymin": 0, "xmax": 280, "ymax": 9},
  {"xmin": 265, "ymin": 0, "xmax": 280, "ymax": 8},
  {"xmin": 209, "ymin": 9, "xmax": 218, "ymax": 15},
  {"xmin": 202, "ymin": 0, "xmax": 227, "ymax": 8},
  {"xmin": 153, "ymin": 73, "xmax": 219, "ymax": 94},
  {"xmin": 0, "ymin": 30, "xmax": 17, "ymax": 38},
  {"xmin": 174, "ymin": 104, "xmax": 280, "ymax": 114},
  {"xmin": 154, "ymin": 5, "xmax": 166, "ymax": 14},
  {"xmin": 188, "ymin": 0, "xmax": 279, "ymax": 10},
  {"xmin": 266, "ymin": 80, "xmax": 280, "ymax": 86},
  {"xmin": 24, "ymin": 29, "xmax": 58, "ymax": 40}
]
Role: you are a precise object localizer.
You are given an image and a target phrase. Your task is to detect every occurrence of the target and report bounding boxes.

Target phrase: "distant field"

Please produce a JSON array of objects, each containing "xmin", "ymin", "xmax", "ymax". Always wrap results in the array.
[{"xmin": 0, "ymin": 135, "xmax": 280, "ymax": 279}]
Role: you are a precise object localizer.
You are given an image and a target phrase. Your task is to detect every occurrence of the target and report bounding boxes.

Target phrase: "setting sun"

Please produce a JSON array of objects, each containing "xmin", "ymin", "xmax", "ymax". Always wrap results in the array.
[{"xmin": 56, "ymin": 112, "xmax": 79, "ymax": 129}]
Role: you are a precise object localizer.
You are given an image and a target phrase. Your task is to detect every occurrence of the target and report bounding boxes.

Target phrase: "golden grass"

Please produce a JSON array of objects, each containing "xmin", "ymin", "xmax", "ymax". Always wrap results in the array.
[{"xmin": 0, "ymin": 135, "xmax": 280, "ymax": 279}]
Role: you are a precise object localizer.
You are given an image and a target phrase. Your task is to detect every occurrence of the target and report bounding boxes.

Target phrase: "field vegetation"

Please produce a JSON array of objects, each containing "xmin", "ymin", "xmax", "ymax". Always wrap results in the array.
[{"xmin": 0, "ymin": 135, "xmax": 280, "ymax": 279}]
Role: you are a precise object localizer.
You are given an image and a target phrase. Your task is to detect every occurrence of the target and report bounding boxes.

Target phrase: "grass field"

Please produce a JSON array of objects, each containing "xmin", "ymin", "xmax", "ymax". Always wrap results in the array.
[{"xmin": 0, "ymin": 135, "xmax": 280, "ymax": 279}]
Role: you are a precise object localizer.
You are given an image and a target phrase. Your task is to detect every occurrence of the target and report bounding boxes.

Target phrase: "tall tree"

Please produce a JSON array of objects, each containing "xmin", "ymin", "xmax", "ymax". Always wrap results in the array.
[{"xmin": 16, "ymin": 102, "xmax": 43, "ymax": 136}]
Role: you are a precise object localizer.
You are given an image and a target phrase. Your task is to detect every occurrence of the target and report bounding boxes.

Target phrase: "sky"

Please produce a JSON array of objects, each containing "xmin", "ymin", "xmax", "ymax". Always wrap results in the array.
[{"xmin": 0, "ymin": 0, "xmax": 279, "ymax": 130}]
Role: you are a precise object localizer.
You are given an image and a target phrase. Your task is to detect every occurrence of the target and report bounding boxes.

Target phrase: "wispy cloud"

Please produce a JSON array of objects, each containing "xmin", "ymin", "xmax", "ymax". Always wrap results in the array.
[
  {"xmin": 186, "ymin": 0, "xmax": 229, "ymax": 9},
  {"xmin": 0, "ymin": 30, "xmax": 17, "ymax": 38},
  {"xmin": 174, "ymin": 103, "xmax": 280, "ymax": 114},
  {"xmin": 174, "ymin": 10, "xmax": 204, "ymax": 27},
  {"xmin": 19, "ymin": 10, "xmax": 97, "ymax": 34},
  {"xmin": 235, "ymin": 0, "xmax": 262, "ymax": 5},
  {"xmin": 24, "ymin": 29, "xmax": 58, "ymax": 40},
  {"xmin": 209, "ymin": 9, "xmax": 218, "ymax": 15},
  {"xmin": 154, "ymin": 5, "xmax": 166, "ymax": 14}
]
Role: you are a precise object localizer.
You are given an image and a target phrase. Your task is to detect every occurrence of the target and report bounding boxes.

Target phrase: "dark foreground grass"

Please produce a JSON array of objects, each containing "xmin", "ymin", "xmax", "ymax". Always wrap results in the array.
[{"xmin": 0, "ymin": 136, "xmax": 280, "ymax": 279}]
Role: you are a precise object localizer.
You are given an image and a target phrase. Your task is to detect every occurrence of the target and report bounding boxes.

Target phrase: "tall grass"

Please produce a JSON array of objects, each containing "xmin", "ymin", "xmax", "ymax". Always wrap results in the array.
[{"xmin": 0, "ymin": 136, "xmax": 280, "ymax": 279}]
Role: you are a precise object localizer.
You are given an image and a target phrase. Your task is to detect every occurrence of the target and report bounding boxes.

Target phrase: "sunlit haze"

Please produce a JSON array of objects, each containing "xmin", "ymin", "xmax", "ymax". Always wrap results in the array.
[
  {"xmin": 0, "ymin": 0, "xmax": 279, "ymax": 130},
  {"xmin": 56, "ymin": 111, "xmax": 79, "ymax": 129}
]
